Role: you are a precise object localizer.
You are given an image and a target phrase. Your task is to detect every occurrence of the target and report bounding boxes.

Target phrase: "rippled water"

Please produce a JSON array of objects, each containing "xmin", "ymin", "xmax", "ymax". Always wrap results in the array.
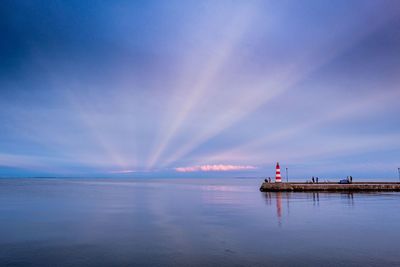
[{"xmin": 0, "ymin": 178, "xmax": 399, "ymax": 266}]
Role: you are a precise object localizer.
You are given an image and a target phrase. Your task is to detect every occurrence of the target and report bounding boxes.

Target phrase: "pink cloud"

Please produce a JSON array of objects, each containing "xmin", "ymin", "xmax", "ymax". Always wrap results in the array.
[{"xmin": 175, "ymin": 164, "xmax": 257, "ymax": 172}]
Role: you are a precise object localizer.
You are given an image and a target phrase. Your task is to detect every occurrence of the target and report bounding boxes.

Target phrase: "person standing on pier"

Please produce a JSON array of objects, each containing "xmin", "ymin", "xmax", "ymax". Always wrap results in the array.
[
  {"xmin": 312, "ymin": 177, "xmax": 315, "ymax": 183},
  {"xmin": 316, "ymin": 177, "xmax": 319, "ymax": 184},
  {"xmin": 350, "ymin": 176, "xmax": 353, "ymax": 183}
]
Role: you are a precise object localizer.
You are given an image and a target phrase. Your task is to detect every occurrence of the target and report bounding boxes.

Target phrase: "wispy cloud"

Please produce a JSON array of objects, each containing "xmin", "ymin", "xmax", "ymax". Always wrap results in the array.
[{"xmin": 175, "ymin": 164, "xmax": 257, "ymax": 172}]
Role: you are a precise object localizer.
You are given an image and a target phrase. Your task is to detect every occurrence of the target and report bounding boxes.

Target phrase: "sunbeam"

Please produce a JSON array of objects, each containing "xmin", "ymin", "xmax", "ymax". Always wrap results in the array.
[
  {"xmin": 146, "ymin": 3, "xmax": 262, "ymax": 170},
  {"xmin": 157, "ymin": 8, "xmax": 399, "ymax": 168},
  {"xmin": 1, "ymin": 0, "xmax": 399, "ymax": 178}
]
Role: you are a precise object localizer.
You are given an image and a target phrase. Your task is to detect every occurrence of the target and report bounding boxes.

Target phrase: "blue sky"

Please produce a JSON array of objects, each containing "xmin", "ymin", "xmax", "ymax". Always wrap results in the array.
[{"xmin": 1, "ymin": 0, "xmax": 399, "ymax": 178}]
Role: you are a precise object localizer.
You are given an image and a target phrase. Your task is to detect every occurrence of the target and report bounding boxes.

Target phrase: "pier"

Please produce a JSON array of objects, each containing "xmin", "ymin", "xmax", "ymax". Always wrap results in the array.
[{"xmin": 260, "ymin": 182, "xmax": 400, "ymax": 192}]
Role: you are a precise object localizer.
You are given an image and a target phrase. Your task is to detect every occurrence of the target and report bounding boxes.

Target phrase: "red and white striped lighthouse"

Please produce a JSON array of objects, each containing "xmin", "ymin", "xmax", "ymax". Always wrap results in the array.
[{"xmin": 275, "ymin": 162, "xmax": 282, "ymax": 183}]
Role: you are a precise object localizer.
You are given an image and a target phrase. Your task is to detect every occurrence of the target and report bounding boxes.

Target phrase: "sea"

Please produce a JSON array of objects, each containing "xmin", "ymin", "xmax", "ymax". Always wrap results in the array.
[{"xmin": 0, "ymin": 178, "xmax": 399, "ymax": 267}]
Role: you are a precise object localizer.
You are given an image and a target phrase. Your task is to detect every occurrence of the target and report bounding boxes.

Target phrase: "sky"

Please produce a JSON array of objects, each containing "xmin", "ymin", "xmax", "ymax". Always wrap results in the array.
[{"xmin": 0, "ymin": 0, "xmax": 399, "ymax": 179}]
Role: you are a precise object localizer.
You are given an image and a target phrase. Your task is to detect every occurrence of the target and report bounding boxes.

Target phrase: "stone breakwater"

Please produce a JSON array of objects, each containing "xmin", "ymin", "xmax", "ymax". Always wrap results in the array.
[{"xmin": 260, "ymin": 182, "xmax": 400, "ymax": 192}]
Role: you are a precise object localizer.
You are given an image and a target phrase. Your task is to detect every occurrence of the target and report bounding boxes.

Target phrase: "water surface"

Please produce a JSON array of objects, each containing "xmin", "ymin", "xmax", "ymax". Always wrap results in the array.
[{"xmin": 0, "ymin": 178, "xmax": 399, "ymax": 266}]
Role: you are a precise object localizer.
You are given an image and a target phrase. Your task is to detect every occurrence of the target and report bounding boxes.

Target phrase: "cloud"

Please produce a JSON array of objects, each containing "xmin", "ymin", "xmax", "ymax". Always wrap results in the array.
[
  {"xmin": 175, "ymin": 164, "xmax": 257, "ymax": 172},
  {"xmin": 109, "ymin": 170, "xmax": 137, "ymax": 174}
]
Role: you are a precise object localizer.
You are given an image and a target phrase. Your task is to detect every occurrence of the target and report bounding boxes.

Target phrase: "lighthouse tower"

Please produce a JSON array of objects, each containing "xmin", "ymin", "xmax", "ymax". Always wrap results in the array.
[{"xmin": 275, "ymin": 162, "xmax": 282, "ymax": 183}]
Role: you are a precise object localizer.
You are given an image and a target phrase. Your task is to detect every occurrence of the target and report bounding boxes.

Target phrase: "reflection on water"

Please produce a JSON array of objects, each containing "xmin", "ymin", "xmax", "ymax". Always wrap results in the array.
[
  {"xmin": 263, "ymin": 192, "xmax": 360, "ymax": 226},
  {"xmin": 264, "ymin": 192, "xmax": 285, "ymax": 226},
  {"xmin": 0, "ymin": 178, "xmax": 400, "ymax": 267}
]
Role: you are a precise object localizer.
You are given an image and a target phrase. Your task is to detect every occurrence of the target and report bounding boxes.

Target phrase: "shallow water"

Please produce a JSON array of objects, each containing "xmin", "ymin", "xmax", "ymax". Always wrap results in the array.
[{"xmin": 0, "ymin": 178, "xmax": 399, "ymax": 266}]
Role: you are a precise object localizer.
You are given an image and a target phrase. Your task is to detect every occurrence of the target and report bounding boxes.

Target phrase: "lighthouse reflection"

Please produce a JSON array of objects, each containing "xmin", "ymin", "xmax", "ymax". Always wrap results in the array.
[
  {"xmin": 263, "ymin": 192, "xmax": 287, "ymax": 226},
  {"xmin": 262, "ymin": 192, "xmax": 356, "ymax": 226}
]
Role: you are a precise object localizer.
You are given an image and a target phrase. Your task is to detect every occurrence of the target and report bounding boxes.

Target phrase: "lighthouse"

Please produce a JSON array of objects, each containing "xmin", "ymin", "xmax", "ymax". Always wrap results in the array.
[{"xmin": 275, "ymin": 162, "xmax": 282, "ymax": 183}]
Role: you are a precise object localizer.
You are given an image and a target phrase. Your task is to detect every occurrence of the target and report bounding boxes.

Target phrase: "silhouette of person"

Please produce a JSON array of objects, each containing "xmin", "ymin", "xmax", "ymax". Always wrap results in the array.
[
  {"xmin": 316, "ymin": 177, "xmax": 319, "ymax": 184},
  {"xmin": 312, "ymin": 177, "xmax": 315, "ymax": 183}
]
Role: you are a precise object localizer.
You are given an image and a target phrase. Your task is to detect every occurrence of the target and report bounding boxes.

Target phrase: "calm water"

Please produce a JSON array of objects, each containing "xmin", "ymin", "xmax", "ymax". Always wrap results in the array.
[{"xmin": 0, "ymin": 178, "xmax": 399, "ymax": 267}]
